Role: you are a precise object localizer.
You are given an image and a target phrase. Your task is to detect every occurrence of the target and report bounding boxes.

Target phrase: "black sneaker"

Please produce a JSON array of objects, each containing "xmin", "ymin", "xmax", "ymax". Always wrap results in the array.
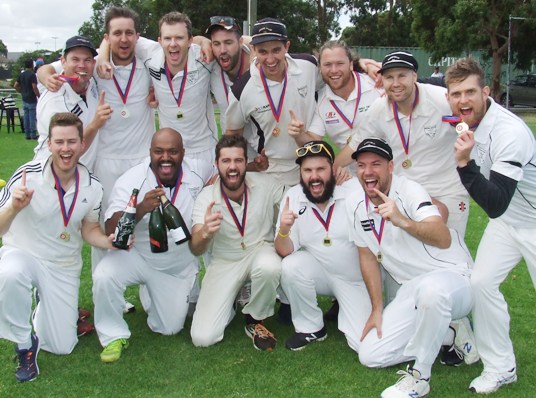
[
  {"xmin": 285, "ymin": 327, "xmax": 327, "ymax": 351},
  {"xmin": 245, "ymin": 323, "xmax": 277, "ymax": 351},
  {"xmin": 15, "ymin": 334, "xmax": 39, "ymax": 382},
  {"xmin": 440, "ymin": 344, "xmax": 463, "ymax": 366},
  {"xmin": 323, "ymin": 300, "xmax": 339, "ymax": 322}
]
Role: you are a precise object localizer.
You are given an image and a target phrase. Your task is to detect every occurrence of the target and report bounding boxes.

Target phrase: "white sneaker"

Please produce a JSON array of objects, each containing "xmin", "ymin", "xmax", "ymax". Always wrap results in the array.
[
  {"xmin": 381, "ymin": 366, "xmax": 430, "ymax": 398},
  {"xmin": 468, "ymin": 368, "xmax": 517, "ymax": 394},
  {"xmin": 123, "ymin": 301, "xmax": 136, "ymax": 314},
  {"xmin": 452, "ymin": 317, "xmax": 479, "ymax": 365}
]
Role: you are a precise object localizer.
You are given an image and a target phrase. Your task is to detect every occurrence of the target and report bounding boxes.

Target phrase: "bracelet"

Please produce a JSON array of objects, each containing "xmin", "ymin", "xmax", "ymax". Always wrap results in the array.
[{"xmin": 278, "ymin": 229, "xmax": 290, "ymax": 238}]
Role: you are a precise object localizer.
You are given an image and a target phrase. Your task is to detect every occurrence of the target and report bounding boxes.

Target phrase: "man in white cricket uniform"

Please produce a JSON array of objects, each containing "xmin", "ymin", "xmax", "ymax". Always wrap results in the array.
[
  {"xmin": 446, "ymin": 57, "xmax": 536, "ymax": 394},
  {"xmin": 129, "ymin": 12, "xmax": 218, "ymax": 183},
  {"xmin": 34, "ymin": 36, "xmax": 111, "ymax": 173},
  {"xmin": 275, "ymin": 140, "xmax": 370, "ymax": 352},
  {"xmin": 348, "ymin": 138, "xmax": 474, "ymax": 398},
  {"xmin": 189, "ymin": 135, "xmax": 285, "ymax": 351},
  {"xmin": 0, "ymin": 113, "xmax": 113, "ymax": 382},
  {"xmin": 93, "ymin": 128, "xmax": 204, "ymax": 363},
  {"xmin": 225, "ymin": 18, "xmax": 319, "ymax": 187},
  {"xmin": 337, "ymin": 51, "xmax": 469, "ymax": 237}
]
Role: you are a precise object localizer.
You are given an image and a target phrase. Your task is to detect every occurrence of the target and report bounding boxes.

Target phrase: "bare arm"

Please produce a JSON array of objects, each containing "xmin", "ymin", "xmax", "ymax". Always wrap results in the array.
[
  {"xmin": 36, "ymin": 64, "xmax": 64, "ymax": 92},
  {"xmin": 333, "ymin": 144, "xmax": 355, "ymax": 170},
  {"xmin": 81, "ymin": 220, "xmax": 114, "ymax": 249},
  {"xmin": 358, "ymin": 245, "xmax": 383, "ymax": 340}
]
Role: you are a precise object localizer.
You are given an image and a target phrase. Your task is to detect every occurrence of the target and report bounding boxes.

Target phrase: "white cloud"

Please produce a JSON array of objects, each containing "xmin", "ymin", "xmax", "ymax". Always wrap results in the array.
[{"xmin": 0, "ymin": 0, "xmax": 94, "ymax": 53}]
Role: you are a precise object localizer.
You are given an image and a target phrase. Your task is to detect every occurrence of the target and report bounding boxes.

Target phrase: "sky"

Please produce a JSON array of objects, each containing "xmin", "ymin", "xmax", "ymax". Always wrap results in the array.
[{"xmin": 0, "ymin": 0, "xmax": 94, "ymax": 53}]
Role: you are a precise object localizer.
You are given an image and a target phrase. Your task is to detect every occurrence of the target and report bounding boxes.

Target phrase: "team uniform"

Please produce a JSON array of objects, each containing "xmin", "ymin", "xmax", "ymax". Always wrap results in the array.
[
  {"xmin": 93, "ymin": 158, "xmax": 204, "ymax": 346},
  {"xmin": 309, "ymin": 72, "xmax": 382, "ymax": 151},
  {"xmin": 34, "ymin": 79, "xmax": 100, "ymax": 172},
  {"xmin": 277, "ymin": 178, "xmax": 371, "ymax": 352},
  {"xmin": 226, "ymin": 53, "xmax": 319, "ymax": 186},
  {"xmin": 135, "ymin": 38, "xmax": 217, "ymax": 182},
  {"xmin": 460, "ymin": 99, "xmax": 536, "ymax": 375},
  {"xmin": 346, "ymin": 174, "xmax": 473, "ymax": 368},
  {"xmin": 190, "ymin": 173, "xmax": 285, "ymax": 347},
  {"xmin": 351, "ymin": 82, "xmax": 469, "ymax": 236},
  {"xmin": 0, "ymin": 158, "xmax": 102, "ymax": 354}
]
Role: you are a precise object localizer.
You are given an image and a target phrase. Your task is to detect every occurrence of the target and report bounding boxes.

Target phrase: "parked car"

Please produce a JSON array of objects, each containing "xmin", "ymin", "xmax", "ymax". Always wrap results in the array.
[{"xmin": 500, "ymin": 74, "xmax": 536, "ymax": 107}]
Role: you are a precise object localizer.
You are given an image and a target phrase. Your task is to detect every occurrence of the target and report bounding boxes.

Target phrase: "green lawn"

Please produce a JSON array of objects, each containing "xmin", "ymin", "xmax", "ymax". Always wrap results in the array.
[{"xmin": 0, "ymin": 116, "xmax": 536, "ymax": 397}]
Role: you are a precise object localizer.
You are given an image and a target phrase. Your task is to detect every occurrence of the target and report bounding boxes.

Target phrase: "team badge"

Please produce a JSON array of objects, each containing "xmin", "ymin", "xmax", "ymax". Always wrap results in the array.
[
  {"xmin": 424, "ymin": 126, "xmax": 437, "ymax": 138},
  {"xmin": 297, "ymin": 85, "xmax": 308, "ymax": 97}
]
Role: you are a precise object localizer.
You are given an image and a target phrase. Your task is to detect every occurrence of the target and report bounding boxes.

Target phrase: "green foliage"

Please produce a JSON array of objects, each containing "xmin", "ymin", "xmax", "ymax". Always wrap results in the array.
[
  {"xmin": 0, "ymin": 39, "xmax": 7, "ymax": 57},
  {"xmin": 8, "ymin": 50, "xmax": 61, "ymax": 87}
]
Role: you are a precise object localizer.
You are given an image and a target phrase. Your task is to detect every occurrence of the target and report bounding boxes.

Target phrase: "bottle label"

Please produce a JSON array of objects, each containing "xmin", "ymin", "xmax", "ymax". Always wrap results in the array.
[
  {"xmin": 125, "ymin": 205, "xmax": 136, "ymax": 213},
  {"xmin": 169, "ymin": 227, "xmax": 187, "ymax": 243}
]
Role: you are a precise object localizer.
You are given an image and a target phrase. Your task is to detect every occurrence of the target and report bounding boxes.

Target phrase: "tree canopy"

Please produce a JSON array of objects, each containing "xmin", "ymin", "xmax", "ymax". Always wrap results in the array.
[{"xmin": 0, "ymin": 39, "xmax": 7, "ymax": 58}]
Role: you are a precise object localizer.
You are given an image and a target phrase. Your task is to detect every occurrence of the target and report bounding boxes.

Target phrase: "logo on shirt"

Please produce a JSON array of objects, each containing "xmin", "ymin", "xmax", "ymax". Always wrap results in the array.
[
  {"xmin": 150, "ymin": 68, "xmax": 162, "ymax": 80},
  {"xmin": 298, "ymin": 206, "xmax": 307, "ymax": 215},
  {"xmin": 475, "ymin": 144, "xmax": 487, "ymax": 165},
  {"xmin": 186, "ymin": 70, "xmax": 199, "ymax": 85},
  {"xmin": 297, "ymin": 85, "xmax": 308, "ymax": 98},
  {"xmin": 82, "ymin": 198, "xmax": 88, "ymax": 203},
  {"xmin": 424, "ymin": 125, "xmax": 438, "ymax": 138},
  {"xmin": 254, "ymin": 104, "xmax": 271, "ymax": 114},
  {"xmin": 360, "ymin": 219, "xmax": 374, "ymax": 231}
]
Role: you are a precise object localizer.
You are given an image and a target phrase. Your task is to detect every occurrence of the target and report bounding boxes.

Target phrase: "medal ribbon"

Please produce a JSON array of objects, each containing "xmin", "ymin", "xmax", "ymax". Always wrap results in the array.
[
  {"xmin": 220, "ymin": 182, "xmax": 248, "ymax": 240},
  {"xmin": 165, "ymin": 62, "xmax": 188, "ymax": 109},
  {"xmin": 392, "ymin": 85, "xmax": 419, "ymax": 157},
  {"xmin": 329, "ymin": 71, "xmax": 361, "ymax": 129},
  {"xmin": 221, "ymin": 52, "xmax": 245, "ymax": 103},
  {"xmin": 112, "ymin": 58, "xmax": 137, "ymax": 105},
  {"xmin": 441, "ymin": 115, "xmax": 480, "ymax": 130},
  {"xmin": 260, "ymin": 66, "xmax": 287, "ymax": 123},
  {"xmin": 151, "ymin": 166, "xmax": 183, "ymax": 204},
  {"xmin": 51, "ymin": 165, "xmax": 80, "ymax": 227},
  {"xmin": 365, "ymin": 195, "xmax": 385, "ymax": 246},
  {"xmin": 311, "ymin": 203, "xmax": 335, "ymax": 234}
]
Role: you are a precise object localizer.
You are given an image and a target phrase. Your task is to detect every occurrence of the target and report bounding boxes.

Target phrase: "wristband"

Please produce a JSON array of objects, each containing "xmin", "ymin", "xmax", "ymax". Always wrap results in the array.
[{"xmin": 278, "ymin": 229, "xmax": 290, "ymax": 238}]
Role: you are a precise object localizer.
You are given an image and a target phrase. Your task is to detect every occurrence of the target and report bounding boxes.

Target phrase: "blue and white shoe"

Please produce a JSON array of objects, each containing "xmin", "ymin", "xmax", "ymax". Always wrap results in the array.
[{"xmin": 15, "ymin": 334, "xmax": 40, "ymax": 382}]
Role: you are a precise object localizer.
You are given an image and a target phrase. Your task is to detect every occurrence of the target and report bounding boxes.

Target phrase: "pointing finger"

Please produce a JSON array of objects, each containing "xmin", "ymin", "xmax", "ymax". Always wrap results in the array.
[
  {"xmin": 373, "ymin": 188, "xmax": 388, "ymax": 201},
  {"xmin": 206, "ymin": 201, "xmax": 216, "ymax": 217},
  {"xmin": 289, "ymin": 109, "xmax": 297, "ymax": 121},
  {"xmin": 283, "ymin": 196, "xmax": 290, "ymax": 211},
  {"xmin": 21, "ymin": 168, "xmax": 27, "ymax": 186},
  {"xmin": 98, "ymin": 90, "xmax": 106, "ymax": 105}
]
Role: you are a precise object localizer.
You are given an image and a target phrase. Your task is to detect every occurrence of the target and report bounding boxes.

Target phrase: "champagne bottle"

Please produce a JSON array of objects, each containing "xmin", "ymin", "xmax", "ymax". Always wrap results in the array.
[
  {"xmin": 160, "ymin": 195, "xmax": 191, "ymax": 245},
  {"xmin": 149, "ymin": 205, "xmax": 168, "ymax": 253},
  {"xmin": 112, "ymin": 188, "xmax": 138, "ymax": 250}
]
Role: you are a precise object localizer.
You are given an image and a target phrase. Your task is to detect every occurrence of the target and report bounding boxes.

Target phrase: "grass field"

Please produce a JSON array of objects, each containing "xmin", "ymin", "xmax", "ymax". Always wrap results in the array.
[{"xmin": 0, "ymin": 116, "xmax": 536, "ymax": 397}]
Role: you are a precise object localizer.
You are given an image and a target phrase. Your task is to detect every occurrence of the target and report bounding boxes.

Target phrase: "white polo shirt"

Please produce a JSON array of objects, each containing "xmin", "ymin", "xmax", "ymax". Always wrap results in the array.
[
  {"xmin": 34, "ymin": 79, "xmax": 100, "ymax": 171},
  {"xmin": 471, "ymin": 98, "xmax": 536, "ymax": 227},
  {"xmin": 192, "ymin": 173, "xmax": 285, "ymax": 262},
  {"xmin": 276, "ymin": 178, "xmax": 364, "ymax": 281},
  {"xmin": 225, "ymin": 53, "xmax": 319, "ymax": 184},
  {"xmin": 352, "ymin": 82, "xmax": 466, "ymax": 200},
  {"xmin": 0, "ymin": 158, "xmax": 102, "ymax": 270},
  {"xmin": 309, "ymin": 72, "xmax": 382, "ymax": 150},
  {"xmin": 136, "ymin": 38, "xmax": 218, "ymax": 154},
  {"xmin": 105, "ymin": 157, "xmax": 204, "ymax": 268},
  {"xmin": 346, "ymin": 175, "xmax": 472, "ymax": 284},
  {"xmin": 93, "ymin": 56, "xmax": 155, "ymax": 160}
]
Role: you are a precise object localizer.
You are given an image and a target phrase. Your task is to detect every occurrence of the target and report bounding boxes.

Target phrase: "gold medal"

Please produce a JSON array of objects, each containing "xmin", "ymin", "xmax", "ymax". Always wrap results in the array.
[
  {"xmin": 323, "ymin": 236, "xmax": 332, "ymax": 247},
  {"xmin": 120, "ymin": 107, "xmax": 130, "ymax": 118},
  {"xmin": 402, "ymin": 158, "xmax": 412, "ymax": 169},
  {"xmin": 241, "ymin": 241, "xmax": 246, "ymax": 250},
  {"xmin": 272, "ymin": 126, "xmax": 280, "ymax": 137},
  {"xmin": 177, "ymin": 111, "xmax": 183, "ymax": 119},
  {"xmin": 455, "ymin": 122, "xmax": 469, "ymax": 135},
  {"xmin": 377, "ymin": 252, "xmax": 382, "ymax": 262},
  {"xmin": 59, "ymin": 231, "xmax": 71, "ymax": 242}
]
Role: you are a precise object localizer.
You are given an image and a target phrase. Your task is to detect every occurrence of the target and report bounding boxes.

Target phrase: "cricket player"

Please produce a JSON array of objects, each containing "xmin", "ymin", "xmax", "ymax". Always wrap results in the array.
[
  {"xmin": 275, "ymin": 140, "xmax": 371, "ymax": 352},
  {"xmin": 0, "ymin": 113, "xmax": 114, "ymax": 382},
  {"xmin": 348, "ymin": 138, "xmax": 476, "ymax": 398},
  {"xmin": 446, "ymin": 57, "xmax": 536, "ymax": 394}
]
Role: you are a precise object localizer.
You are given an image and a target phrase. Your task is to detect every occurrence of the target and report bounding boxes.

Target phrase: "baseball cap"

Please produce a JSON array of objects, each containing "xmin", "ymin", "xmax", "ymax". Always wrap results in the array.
[
  {"xmin": 205, "ymin": 16, "xmax": 241, "ymax": 36},
  {"xmin": 63, "ymin": 35, "xmax": 98, "ymax": 57},
  {"xmin": 351, "ymin": 138, "xmax": 393, "ymax": 161},
  {"xmin": 250, "ymin": 18, "xmax": 288, "ymax": 46},
  {"xmin": 35, "ymin": 58, "xmax": 45, "ymax": 66},
  {"xmin": 296, "ymin": 141, "xmax": 335, "ymax": 165},
  {"xmin": 379, "ymin": 51, "xmax": 418, "ymax": 74}
]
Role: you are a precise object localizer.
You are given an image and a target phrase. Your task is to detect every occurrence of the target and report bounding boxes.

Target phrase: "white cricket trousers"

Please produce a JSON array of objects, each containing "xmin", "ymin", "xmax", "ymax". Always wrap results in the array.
[
  {"xmin": 0, "ymin": 247, "xmax": 80, "ymax": 354},
  {"xmin": 280, "ymin": 250, "xmax": 371, "ymax": 352},
  {"xmin": 191, "ymin": 242, "xmax": 281, "ymax": 347},
  {"xmin": 359, "ymin": 269, "xmax": 473, "ymax": 368},
  {"xmin": 93, "ymin": 249, "xmax": 197, "ymax": 347},
  {"xmin": 471, "ymin": 218, "xmax": 536, "ymax": 373}
]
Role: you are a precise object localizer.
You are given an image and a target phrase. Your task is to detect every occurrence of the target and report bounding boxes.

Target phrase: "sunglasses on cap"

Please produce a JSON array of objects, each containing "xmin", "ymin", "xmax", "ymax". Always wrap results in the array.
[
  {"xmin": 296, "ymin": 143, "xmax": 333, "ymax": 161},
  {"xmin": 209, "ymin": 16, "xmax": 239, "ymax": 28}
]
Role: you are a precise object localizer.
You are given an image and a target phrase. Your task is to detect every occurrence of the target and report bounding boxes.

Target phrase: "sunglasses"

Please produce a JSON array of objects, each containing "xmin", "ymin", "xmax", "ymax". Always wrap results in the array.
[
  {"xmin": 296, "ymin": 143, "xmax": 333, "ymax": 161},
  {"xmin": 209, "ymin": 16, "xmax": 239, "ymax": 28}
]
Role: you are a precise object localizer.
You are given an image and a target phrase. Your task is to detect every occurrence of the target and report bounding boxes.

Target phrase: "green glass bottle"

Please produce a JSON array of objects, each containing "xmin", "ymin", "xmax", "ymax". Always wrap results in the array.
[
  {"xmin": 160, "ymin": 194, "xmax": 191, "ymax": 245},
  {"xmin": 149, "ymin": 205, "xmax": 168, "ymax": 253}
]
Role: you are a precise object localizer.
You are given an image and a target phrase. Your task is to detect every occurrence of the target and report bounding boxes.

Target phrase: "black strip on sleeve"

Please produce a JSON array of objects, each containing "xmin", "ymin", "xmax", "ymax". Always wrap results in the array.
[{"xmin": 457, "ymin": 160, "xmax": 518, "ymax": 218}]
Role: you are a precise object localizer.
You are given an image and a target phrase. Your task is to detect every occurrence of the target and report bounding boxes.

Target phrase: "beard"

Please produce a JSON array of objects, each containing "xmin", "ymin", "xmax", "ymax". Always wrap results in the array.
[
  {"xmin": 300, "ymin": 174, "xmax": 336, "ymax": 204},
  {"xmin": 220, "ymin": 169, "xmax": 246, "ymax": 192}
]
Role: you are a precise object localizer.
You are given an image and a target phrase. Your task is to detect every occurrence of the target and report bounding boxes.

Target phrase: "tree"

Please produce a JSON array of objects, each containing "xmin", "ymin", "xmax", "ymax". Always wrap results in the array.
[
  {"xmin": 10, "ymin": 50, "xmax": 62, "ymax": 84},
  {"xmin": 0, "ymin": 39, "xmax": 7, "ymax": 57},
  {"xmin": 411, "ymin": 0, "xmax": 536, "ymax": 100},
  {"xmin": 341, "ymin": 0, "xmax": 415, "ymax": 46}
]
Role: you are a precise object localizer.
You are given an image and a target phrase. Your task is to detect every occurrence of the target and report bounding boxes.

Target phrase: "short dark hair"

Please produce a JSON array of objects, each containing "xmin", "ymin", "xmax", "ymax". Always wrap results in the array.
[
  {"xmin": 104, "ymin": 6, "xmax": 140, "ymax": 34},
  {"xmin": 159, "ymin": 12, "xmax": 192, "ymax": 38},
  {"xmin": 24, "ymin": 59, "xmax": 34, "ymax": 69},
  {"xmin": 445, "ymin": 56, "xmax": 485, "ymax": 89},
  {"xmin": 48, "ymin": 112, "xmax": 83, "ymax": 140},
  {"xmin": 215, "ymin": 135, "xmax": 248, "ymax": 161}
]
